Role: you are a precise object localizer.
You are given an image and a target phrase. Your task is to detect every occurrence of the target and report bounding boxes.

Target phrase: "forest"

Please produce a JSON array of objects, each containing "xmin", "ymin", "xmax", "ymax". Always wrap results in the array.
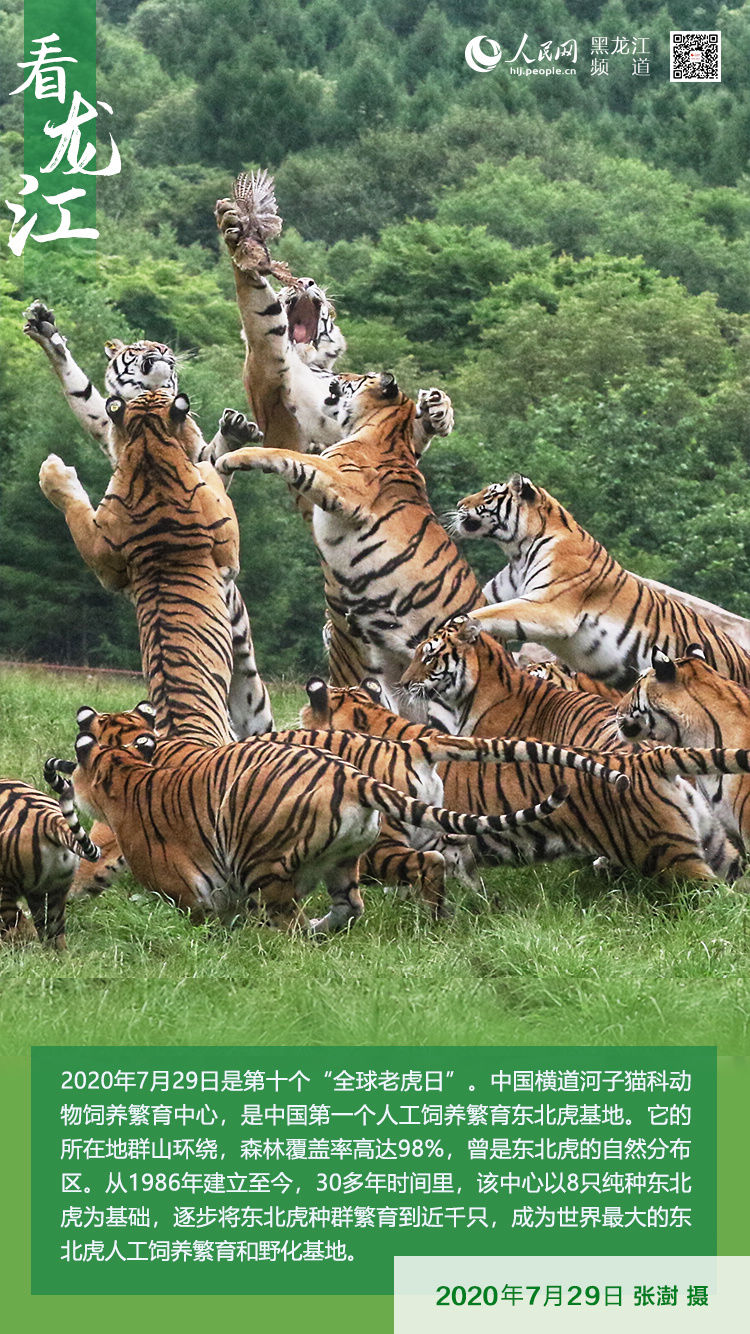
[{"xmin": 1, "ymin": 0, "xmax": 749, "ymax": 675}]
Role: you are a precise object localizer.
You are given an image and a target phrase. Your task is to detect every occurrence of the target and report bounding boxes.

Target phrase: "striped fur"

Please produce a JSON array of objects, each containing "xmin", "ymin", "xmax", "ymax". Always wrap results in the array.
[
  {"xmin": 302, "ymin": 670, "xmax": 750, "ymax": 883},
  {"xmin": 454, "ymin": 474, "xmax": 750, "ymax": 690},
  {"xmin": 39, "ymin": 391, "xmax": 240, "ymax": 746},
  {"xmin": 215, "ymin": 373, "xmax": 482, "ymax": 689},
  {"xmin": 401, "ymin": 618, "xmax": 626, "ymax": 752},
  {"xmin": 57, "ymin": 716, "xmax": 569, "ymax": 932},
  {"xmin": 24, "ymin": 301, "xmax": 273, "ymax": 738},
  {"xmin": 398, "ymin": 619, "xmax": 750, "ymax": 881},
  {"xmin": 64, "ymin": 704, "xmax": 573, "ymax": 917},
  {"xmin": 521, "ymin": 657, "xmax": 623, "ymax": 704},
  {"xmin": 0, "ymin": 777, "xmax": 99, "ymax": 949},
  {"xmin": 617, "ymin": 647, "xmax": 750, "ymax": 854}
]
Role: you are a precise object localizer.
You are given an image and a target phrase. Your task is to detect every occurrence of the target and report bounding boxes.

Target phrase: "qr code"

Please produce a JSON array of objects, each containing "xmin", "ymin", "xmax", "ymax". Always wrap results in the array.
[{"xmin": 670, "ymin": 31, "xmax": 721, "ymax": 81}]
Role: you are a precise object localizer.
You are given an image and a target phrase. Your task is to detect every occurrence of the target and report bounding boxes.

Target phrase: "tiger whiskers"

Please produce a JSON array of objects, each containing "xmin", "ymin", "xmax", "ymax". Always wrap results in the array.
[{"xmin": 441, "ymin": 510, "xmax": 462, "ymax": 538}]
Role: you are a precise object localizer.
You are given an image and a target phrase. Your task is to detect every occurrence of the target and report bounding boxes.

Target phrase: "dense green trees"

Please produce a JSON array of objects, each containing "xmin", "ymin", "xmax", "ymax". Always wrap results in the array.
[{"xmin": 3, "ymin": 0, "xmax": 750, "ymax": 675}]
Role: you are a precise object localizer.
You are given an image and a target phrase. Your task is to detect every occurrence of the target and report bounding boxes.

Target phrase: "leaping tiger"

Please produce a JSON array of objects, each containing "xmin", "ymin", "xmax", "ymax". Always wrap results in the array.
[
  {"xmin": 212, "ymin": 172, "xmax": 454, "ymax": 462},
  {"xmin": 454, "ymin": 474, "xmax": 750, "ymax": 690},
  {"xmin": 23, "ymin": 299, "xmax": 273, "ymax": 738},
  {"xmin": 214, "ymin": 372, "xmax": 484, "ymax": 690}
]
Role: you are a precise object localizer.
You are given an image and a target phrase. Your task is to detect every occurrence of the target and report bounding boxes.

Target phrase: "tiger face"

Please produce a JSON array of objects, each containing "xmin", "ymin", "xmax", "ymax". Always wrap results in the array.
[
  {"xmin": 104, "ymin": 340, "xmax": 178, "ymax": 400},
  {"xmin": 617, "ymin": 647, "xmax": 744, "ymax": 745},
  {"xmin": 454, "ymin": 475, "xmax": 543, "ymax": 545},
  {"xmin": 278, "ymin": 278, "xmax": 346, "ymax": 371},
  {"xmin": 400, "ymin": 618, "xmax": 481, "ymax": 705}
]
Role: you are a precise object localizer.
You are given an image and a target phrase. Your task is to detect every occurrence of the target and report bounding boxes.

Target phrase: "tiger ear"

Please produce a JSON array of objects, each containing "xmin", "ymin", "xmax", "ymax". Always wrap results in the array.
[
  {"xmin": 378, "ymin": 372, "xmax": 399, "ymax": 399},
  {"xmin": 170, "ymin": 394, "xmax": 190, "ymax": 422},
  {"xmin": 685, "ymin": 643, "xmax": 707, "ymax": 661},
  {"xmin": 652, "ymin": 647, "xmax": 677, "ymax": 682},
  {"xmin": 305, "ymin": 677, "xmax": 329, "ymax": 715},
  {"xmin": 510, "ymin": 473, "xmax": 537, "ymax": 504},
  {"xmin": 135, "ymin": 701, "xmax": 157, "ymax": 725},
  {"xmin": 106, "ymin": 395, "xmax": 126, "ymax": 422},
  {"xmin": 105, "ymin": 339, "xmax": 125, "ymax": 359},
  {"xmin": 134, "ymin": 734, "xmax": 156, "ymax": 761},
  {"xmin": 75, "ymin": 734, "xmax": 96, "ymax": 763},
  {"xmin": 76, "ymin": 705, "xmax": 97, "ymax": 730},
  {"xmin": 361, "ymin": 678, "xmax": 382, "ymax": 702},
  {"xmin": 457, "ymin": 619, "xmax": 482, "ymax": 645}
]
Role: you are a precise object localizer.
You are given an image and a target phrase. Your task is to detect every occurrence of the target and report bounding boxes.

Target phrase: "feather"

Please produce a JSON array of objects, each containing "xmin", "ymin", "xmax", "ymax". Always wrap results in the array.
[{"xmin": 232, "ymin": 169, "xmax": 283, "ymax": 242}]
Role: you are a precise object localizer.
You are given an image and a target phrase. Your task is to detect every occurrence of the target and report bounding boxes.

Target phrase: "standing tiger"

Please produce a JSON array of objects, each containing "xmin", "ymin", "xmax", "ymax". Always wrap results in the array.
[
  {"xmin": 48, "ymin": 709, "xmax": 570, "ymax": 931},
  {"xmin": 215, "ymin": 372, "xmax": 485, "ymax": 689},
  {"xmin": 397, "ymin": 618, "xmax": 750, "ymax": 883},
  {"xmin": 454, "ymin": 474, "xmax": 750, "ymax": 690},
  {"xmin": 0, "ymin": 773, "xmax": 99, "ymax": 949},
  {"xmin": 23, "ymin": 299, "xmax": 273, "ymax": 738},
  {"xmin": 212, "ymin": 171, "xmax": 455, "ymax": 461}
]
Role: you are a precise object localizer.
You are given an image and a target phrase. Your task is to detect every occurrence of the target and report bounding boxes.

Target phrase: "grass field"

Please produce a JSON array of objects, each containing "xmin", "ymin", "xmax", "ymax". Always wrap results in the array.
[{"xmin": 1, "ymin": 663, "xmax": 749, "ymax": 1053}]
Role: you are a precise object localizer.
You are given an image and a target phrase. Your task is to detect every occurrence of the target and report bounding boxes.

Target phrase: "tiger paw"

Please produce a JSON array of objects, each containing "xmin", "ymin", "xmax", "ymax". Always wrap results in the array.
[
  {"xmin": 23, "ymin": 299, "xmax": 68, "ymax": 361},
  {"xmin": 39, "ymin": 454, "xmax": 89, "ymax": 510},
  {"xmin": 218, "ymin": 409, "xmax": 263, "ymax": 446},
  {"xmin": 215, "ymin": 198, "xmax": 243, "ymax": 256},
  {"xmin": 416, "ymin": 387, "xmax": 454, "ymax": 438}
]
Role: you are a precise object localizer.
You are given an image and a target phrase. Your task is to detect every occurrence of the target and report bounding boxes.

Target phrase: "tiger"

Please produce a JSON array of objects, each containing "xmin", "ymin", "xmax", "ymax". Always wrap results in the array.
[
  {"xmin": 213, "ymin": 173, "xmax": 454, "ymax": 460},
  {"xmin": 48, "ymin": 710, "xmax": 571, "ymax": 932},
  {"xmin": 23, "ymin": 299, "xmax": 273, "ymax": 738},
  {"xmin": 397, "ymin": 617, "xmax": 750, "ymax": 883},
  {"xmin": 516, "ymin": 647, "xmax": 623, "ymax": 704},
  {"xmin": 0, "ymin": 772, "xmax": 99, "ymax": 949},
  {"xmin": 401, "ymin": 618, "xmax": 626, "ymax": 753},
  {"xmin": 69, "ymin": 698, "xmax": 605, "ymax": 916},
  {"xmin": 617, "ymin": 645, "xmax": 750, "ymax": 856},
  {"xmin": 39, "ymin": 390, "xmax": 241, "ymax": 747},
  {"xmin": 299, "ymin": 675, "xmax": 630, "ymax": 897},
  {"xmin": 453, "ymin": 474, "xmax": 750, "ymax": 690},
  {"xmin": 214, "ymin": 372, "xmax": 484, "ymax": 690}
]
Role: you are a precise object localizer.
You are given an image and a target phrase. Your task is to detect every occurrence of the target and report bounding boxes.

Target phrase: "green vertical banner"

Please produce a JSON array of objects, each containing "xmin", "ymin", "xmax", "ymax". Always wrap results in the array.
[{"xmin": 13, "ymin": 0, "xmax": 99, "ymax": 267}]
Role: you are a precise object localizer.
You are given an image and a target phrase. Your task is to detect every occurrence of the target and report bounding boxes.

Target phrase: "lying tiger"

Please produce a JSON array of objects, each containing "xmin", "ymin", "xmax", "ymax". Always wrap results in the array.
[
  {"xmin": 0, "ymin": 772, "xmax": 99, "ymax": 949},
  {"xmin": 48, "ymin": 708, "xmax": 571, "ymax": 932},
  {"xmin": 24, "ymin": 300, "xmax": 272, "ymax": 738},
  {"xmin": 454, "ymin": 474, "xmax": 750, "ymax": 690},
  {"xmin": 215, "ymin": 372, "xmax": 484, "ymax": 689},
  {"xmin": 397, "ymin": 617, "xmax": 750, "ymax": 883},
  {"xmin": 617, "ymin": 646, "xmax": 750, "ymax": 857}
]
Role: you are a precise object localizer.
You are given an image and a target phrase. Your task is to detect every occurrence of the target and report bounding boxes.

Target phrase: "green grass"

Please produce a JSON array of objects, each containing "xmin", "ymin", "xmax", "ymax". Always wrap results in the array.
[{"xmin": 1, "ymin": 664, "xmax": 749, "ymax": 1052}]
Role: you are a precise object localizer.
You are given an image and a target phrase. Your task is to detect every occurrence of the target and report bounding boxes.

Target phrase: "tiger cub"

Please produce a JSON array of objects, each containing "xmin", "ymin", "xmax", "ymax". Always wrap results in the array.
[
  {"xmin": 0, "ymin": 773, "xmax": 99, "ymax": 949},
  {"xmin": 23, "ymin": 300, "xmax": 272, "ymax": 737},
  {"xmin": 49, "ymin": 710, "xmax": 570, "ymax": 932},
  {"xmin": 617, "ymin": 646, "xmax": 750, "ymax": 855},
  {"xmin": 398, "ymin": 618, "xmax": 750, "ymax": 883},
  {"xmin": 454, "ymin": 474, "xmax": 750, "ymax": 689},
  {"xmin": 215, "ymin": 373, "xmax": 484, "ymax": 689}
]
